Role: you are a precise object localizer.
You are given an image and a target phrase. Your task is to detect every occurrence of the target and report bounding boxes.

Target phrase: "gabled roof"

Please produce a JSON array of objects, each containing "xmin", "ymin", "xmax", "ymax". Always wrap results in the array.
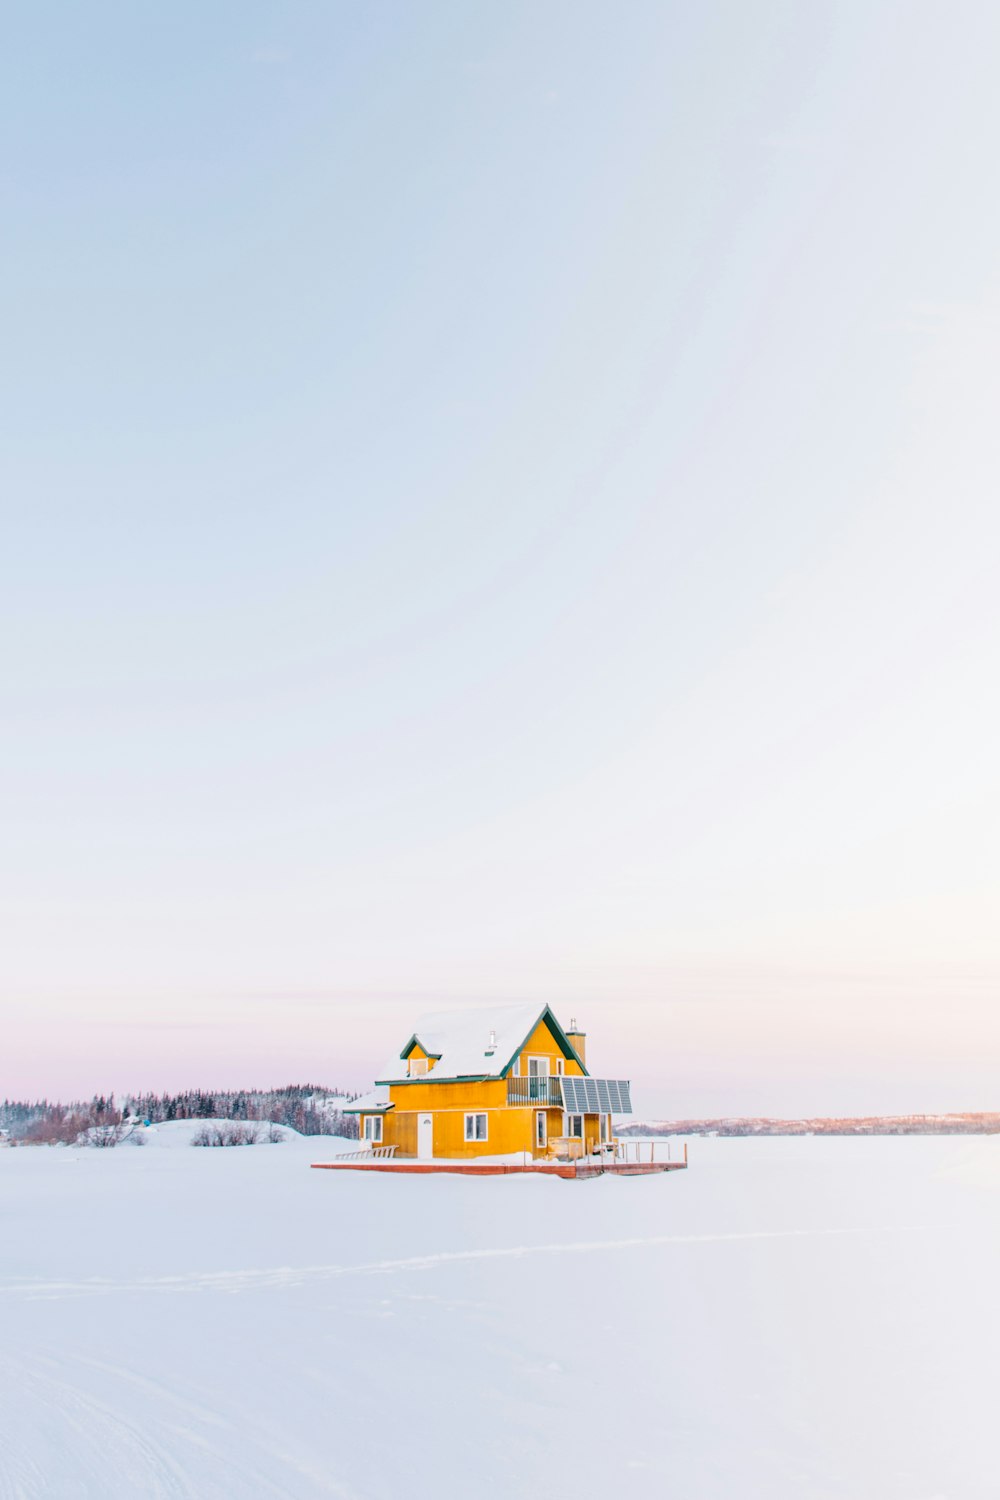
[
  {"xmin": 399, "ymin": 1035, "xmax": 443, "ymax": 1061},
  {"xmin": 374, "ymin": 1003, "xmax": 586, "ymax": 1085}
]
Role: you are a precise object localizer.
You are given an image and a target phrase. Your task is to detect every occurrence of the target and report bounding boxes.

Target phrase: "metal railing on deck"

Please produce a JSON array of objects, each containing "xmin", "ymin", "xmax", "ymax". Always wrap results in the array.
[
  {"xmin": 614, "ymin": 1139, "xmax": 678, "ymax": 1165},
  {"xmin": 548, "ymin": 1138, "xmax": 687, "ymax": 1166},
  {"xmin": 507, "ymin": 1077, "xmax": 564, "ymax": 1107},
  {"xmin": 336, "ymin": 1144, "xmax": 398, "ymax": 1161}
]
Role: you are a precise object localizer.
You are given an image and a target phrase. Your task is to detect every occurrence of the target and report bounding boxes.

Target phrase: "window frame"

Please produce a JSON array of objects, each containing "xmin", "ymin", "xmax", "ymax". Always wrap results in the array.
[
  {"xmin": 363, "ymin": 1115, "xmax": 383, "ymax": 1143},
  {"xmin": 464, "ymin": 1112, "xmax": 488, "ymax": 1143}
]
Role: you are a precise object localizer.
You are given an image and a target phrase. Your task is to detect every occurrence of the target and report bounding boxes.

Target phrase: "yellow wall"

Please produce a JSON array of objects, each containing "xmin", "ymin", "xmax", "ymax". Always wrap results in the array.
[
  {"xmin": 387, "ymin": 1077, "xmax": 506, "ymax": 1112},
  {"xmin": 380, "ymin": 1079, "xmax": 516, "ymax": 1159},
  {"xmin": 389, "ymin": 1111, "xmax": 417, "ymax": 1156},
  {"xmin": 364, "ymin": 1105, "xmax": 613, "ymax": 1159},
  {"xmin": 391, "ymin": 1106, "xmax": 536, "ymax": 1159},
  {"xmin": 517, "ymin": 1017, "xmax": 586, "ymax": 1076}
]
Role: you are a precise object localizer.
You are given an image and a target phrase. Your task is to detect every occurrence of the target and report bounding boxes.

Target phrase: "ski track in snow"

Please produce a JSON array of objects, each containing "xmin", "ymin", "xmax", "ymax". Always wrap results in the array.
[
  {"xmin": 0, "ymin": 1223, "xmax": 940, "ymax": 1302},
  {"xmin": 0, "ymin": 1351, "xmax": 360, "ymax": 1500},
  {"xmin": 0, "ymin": 1353, "xmax": 190, "ymax": 1500}
]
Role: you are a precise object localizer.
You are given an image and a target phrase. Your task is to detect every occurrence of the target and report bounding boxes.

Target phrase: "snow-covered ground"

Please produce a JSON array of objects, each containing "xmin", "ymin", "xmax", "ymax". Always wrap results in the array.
[{"xmin": 2, "ymin": 1129, "xmax": 998, "ymax": 1498}]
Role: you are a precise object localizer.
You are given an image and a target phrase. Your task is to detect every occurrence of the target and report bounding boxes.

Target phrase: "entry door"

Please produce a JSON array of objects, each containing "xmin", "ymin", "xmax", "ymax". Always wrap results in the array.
[{"xmin": 417, "ymin": 1114, "xmax": 434, "ymax": 1159}]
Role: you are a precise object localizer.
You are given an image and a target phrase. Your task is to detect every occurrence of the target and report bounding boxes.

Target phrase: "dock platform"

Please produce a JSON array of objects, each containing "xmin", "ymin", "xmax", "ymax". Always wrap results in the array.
[{"xmin": 311, "ymin": 1152, "xmax": 687, "ymax": 1181}]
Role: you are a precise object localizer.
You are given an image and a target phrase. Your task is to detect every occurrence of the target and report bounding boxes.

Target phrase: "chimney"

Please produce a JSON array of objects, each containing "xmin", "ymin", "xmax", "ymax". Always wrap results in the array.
[{"xmin": 566, "ymin": 1017, "xmax": 586, "ymax": 1066}]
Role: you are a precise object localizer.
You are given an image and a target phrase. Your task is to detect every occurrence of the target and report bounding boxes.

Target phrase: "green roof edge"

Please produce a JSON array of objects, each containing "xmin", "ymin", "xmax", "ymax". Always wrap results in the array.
[
  {"xmin": 399, "ymin": 1034, "xmax": 444, "ymax": 1061},
  {"xmin": 500, "ymin": 1005, "xmax": 589, "ymax": 1078}
]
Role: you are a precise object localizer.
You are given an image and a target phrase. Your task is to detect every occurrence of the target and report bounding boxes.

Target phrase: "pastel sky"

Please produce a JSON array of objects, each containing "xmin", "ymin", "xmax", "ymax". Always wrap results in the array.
[{"xmin": 3, "ymin": 3, "xmax": 998, "ymax": 1116}]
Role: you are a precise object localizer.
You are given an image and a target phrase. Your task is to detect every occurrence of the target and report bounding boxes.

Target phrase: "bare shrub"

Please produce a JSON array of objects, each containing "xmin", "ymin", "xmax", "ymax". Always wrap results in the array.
[
  {"xmin": 83, "ymin": 1098, "xmax": 143, "ymax": 1148},
  {"xmin": 22, "ymin": 1100, "xmax": 144, "ymax": 1149},
  {"xmin": 87, "ymin": 1119, "xmax": 134, "ymax": 1148},
  {"xmin": 24, "ymin": 1108, "xmax": 89, "ymax": 1146},
  {"xmin": 190, "ymin": 1121, "xmax": 275, "ymax": 1147}
]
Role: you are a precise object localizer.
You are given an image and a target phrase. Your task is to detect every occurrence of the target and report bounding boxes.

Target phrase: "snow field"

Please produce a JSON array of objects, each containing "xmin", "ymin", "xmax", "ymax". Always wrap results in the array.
[{"xmin": 2, "ymin": 1130, "xmax": 999, "ymax": 1499}]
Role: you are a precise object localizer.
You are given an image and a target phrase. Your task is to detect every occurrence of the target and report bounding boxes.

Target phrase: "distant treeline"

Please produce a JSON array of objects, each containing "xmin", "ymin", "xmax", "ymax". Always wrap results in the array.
[
  {"xmin": 618, "ymin": 1114, "xmax": 1000, "ymax": 1137},
  {"xmin": 1, "ymin": 1085, "xmax": 360, "ymax": 1144}
]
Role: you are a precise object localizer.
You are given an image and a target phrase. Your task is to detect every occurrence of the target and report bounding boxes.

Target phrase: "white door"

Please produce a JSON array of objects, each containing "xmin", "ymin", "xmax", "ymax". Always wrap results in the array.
[
  {"xmin": 417, "ymin": 1114, "xmax": 434, "ymax": 1159},
  {"xmin": 535, "ymin": 1111, "xmax": 547, "ymax": 1153}
]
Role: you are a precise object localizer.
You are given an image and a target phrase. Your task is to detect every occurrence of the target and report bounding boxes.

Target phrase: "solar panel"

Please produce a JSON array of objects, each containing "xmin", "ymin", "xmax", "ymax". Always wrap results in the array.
[{"xmin": 560, "ymin": 1077, "xmax": 632, "ymax": 1115}]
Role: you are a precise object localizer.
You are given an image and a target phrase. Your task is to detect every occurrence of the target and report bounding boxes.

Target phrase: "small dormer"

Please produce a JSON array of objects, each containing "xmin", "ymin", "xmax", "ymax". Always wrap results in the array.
[{"xmin": 400, "ymin": 1035, "xmax": 441, "ymax": 1078}]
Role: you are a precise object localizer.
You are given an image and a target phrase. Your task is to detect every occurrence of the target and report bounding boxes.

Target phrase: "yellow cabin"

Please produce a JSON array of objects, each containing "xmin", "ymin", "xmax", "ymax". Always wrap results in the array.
[{"xmin": 345, "ymin": 1004, "xmax": 633, "ymax": 1160}]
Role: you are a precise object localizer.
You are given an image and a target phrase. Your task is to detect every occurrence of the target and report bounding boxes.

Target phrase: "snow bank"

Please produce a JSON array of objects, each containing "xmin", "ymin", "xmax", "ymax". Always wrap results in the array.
[
  {"xmin": 135, "ymin": 1119, "xmax": 359, "ymax": 1151},
  {"xmin": 2, "ymin": 1135, "xmax": 998, "ymax": 1498}
]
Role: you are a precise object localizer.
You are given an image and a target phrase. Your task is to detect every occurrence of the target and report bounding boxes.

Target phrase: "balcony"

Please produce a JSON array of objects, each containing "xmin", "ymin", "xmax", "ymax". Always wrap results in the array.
[
  {"xmin": 507, "ymin": 1077, "xmax": 564, "ymax": 1107},
  {"xmin": 508, "ymin": 1076, "xmax": 634, "ymax": 1112}
]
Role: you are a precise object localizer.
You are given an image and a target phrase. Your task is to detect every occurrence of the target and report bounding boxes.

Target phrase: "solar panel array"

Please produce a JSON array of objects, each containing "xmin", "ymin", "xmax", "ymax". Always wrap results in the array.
[{"xmin": 560, "ymin": 1077, "xmax": 633, "ymax": 1115}]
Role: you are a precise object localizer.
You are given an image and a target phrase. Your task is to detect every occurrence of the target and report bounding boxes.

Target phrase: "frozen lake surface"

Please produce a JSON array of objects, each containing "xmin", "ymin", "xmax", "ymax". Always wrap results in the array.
[{"xmin": 2, "ymin": 1128, "xmax": 998, "ymax": 1498}]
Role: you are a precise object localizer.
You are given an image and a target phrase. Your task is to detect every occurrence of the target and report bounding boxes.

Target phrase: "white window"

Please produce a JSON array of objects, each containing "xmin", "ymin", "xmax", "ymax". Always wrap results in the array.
[
  {"xmin": 409, "ymin": 1057, "xmax": 428, "ymax": 1077},
  {"xmin": 565, "ymin": 1114, "xmax": 583, "ymax": 1139},
  {"xmin": 511, "ymin": 1055, "xmax": 519, "ymax": 1076},
  {"xmin": 464, "ymin": 1113, "xmax": 488, "ymax": 1142},
  {"xmin": 363, "ymin": 1116, "xmax": 383, "ymax": 1143},
  {"xmin": 536, "ymin": 1111, "xmax": 547, "ymax": 1150}
]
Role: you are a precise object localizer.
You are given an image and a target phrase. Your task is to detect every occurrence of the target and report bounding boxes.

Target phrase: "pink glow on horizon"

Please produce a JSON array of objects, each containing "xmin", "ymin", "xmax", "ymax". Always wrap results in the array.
[{"xmin": 8, "ymin": 963, "xmax": 998, "ymax": 1119}]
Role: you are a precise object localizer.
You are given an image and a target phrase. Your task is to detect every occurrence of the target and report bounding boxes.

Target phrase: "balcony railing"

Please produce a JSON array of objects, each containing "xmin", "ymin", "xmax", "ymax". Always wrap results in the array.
[{"xmin": 507, "ymin": 1077, "xmax": 564, "ymax": 1107}]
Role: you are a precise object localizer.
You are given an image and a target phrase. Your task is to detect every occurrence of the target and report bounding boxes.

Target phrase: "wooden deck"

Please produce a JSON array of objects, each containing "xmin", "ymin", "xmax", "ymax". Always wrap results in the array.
[{"xmin": 311, "ymin": 1156, "xmax": 686, "ymax": 1180}]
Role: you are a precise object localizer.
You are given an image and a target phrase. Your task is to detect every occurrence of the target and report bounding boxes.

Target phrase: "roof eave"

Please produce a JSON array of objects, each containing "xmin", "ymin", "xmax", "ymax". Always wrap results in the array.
[
  {"xmin": 375, "ymin": 1073, "xmax": 498, "ymax": 1088},
  {"xmin": 398, "ymin": 1033, "xmax": 444, "ymax": 1062}
]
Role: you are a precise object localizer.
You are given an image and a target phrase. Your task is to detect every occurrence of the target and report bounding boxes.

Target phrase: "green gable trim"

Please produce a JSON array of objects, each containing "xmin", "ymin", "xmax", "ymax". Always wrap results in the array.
[
  {"xmin": 399, "ymin": 1034, "xmax": 444, "ymax": 1061},
  {"xmin": 374, "ymin": 1073, "xmax": 494, "ymax": 1088},
  {"xmin": 500, "ymin": 1005, "xmax": 589, "ymax": 1078}
]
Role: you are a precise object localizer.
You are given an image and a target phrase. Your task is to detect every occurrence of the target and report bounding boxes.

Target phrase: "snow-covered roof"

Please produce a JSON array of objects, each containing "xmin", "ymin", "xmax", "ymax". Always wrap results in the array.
[
  {"xmin": 342, "ymin": 1087, "xmax": 394, "ymax": 1115},
  {"xmin": 374, "ymin": 1003, "xmax": 583, "ymax": 1084}
]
